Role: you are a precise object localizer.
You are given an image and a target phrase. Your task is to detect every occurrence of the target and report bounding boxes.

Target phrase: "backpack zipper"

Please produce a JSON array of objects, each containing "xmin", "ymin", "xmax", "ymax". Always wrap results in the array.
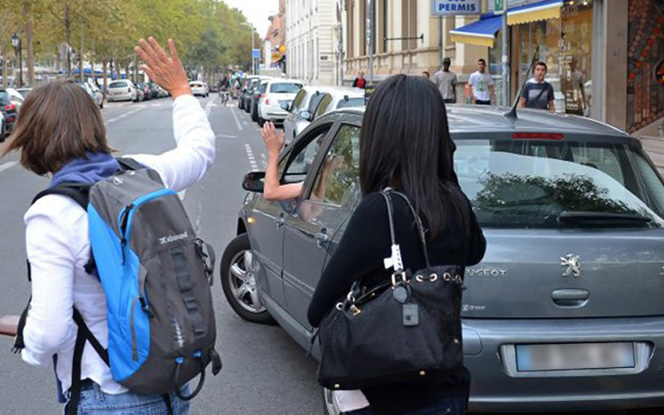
[{"xmin": 130, "ymin": 295, "xmax": 140, "ymax": 361}]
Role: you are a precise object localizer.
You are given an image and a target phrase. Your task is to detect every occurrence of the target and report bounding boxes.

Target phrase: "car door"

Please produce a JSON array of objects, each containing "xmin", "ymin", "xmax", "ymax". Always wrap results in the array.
[
  {"xmin": 282, "ymin": 121, "xmax": 363, "ymax": 332},
  {"xmin": 249, "ymin": 121, "xmax": 337, "ymax": 309}
]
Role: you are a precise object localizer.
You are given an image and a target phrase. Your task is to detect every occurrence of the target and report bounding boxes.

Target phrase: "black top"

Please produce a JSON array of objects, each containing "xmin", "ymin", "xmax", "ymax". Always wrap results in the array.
[
  {"xmin": 308, "ymin": 190, "xmax": 486, "ymax": 415},
  {"xmin": 520, "ymin": 81, "xmax": 554, "ymax": 110}
]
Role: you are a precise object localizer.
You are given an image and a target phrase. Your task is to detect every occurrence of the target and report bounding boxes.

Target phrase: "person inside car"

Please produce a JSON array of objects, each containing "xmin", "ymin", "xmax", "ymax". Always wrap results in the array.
[{"xmin": 307, "ymin": 75, "xmax": 486, "ymax": 415}]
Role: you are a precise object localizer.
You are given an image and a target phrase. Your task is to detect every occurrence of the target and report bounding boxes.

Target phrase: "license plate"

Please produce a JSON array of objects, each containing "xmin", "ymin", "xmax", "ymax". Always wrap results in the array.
[{"xmin": 516, "ymin": 342, "xmax": 635, "ymax": 372}]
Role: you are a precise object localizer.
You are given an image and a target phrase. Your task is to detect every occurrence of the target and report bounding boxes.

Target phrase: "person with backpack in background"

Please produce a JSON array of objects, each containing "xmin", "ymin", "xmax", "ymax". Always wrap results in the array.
[
  {"xmin": 1, "ymin": 37, "xmax": 219, "ymax": 415},
  {"xmin": 520, "ymin": 61, "xmax": 556, "ymax": 113},
  {"xmin": 308, "ymin": 75, "xmax": 486, "ymax": 415}
]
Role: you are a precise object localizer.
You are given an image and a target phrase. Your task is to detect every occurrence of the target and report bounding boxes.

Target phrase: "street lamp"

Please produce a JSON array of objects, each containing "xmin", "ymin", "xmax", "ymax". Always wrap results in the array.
[
  {"xmin": 11, "ymin": 32, "xmax": 22, "ymax": 88},
  {"xmin": 242, "ymin": 22, "xmax": 256, "ymax": 75}
]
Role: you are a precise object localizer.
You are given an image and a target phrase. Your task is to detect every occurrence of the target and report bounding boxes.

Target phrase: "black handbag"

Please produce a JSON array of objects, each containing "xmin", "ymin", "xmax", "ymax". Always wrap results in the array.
[{"xmin": 317, "ymin": 190, "xmax": 465, "ymax": 390}]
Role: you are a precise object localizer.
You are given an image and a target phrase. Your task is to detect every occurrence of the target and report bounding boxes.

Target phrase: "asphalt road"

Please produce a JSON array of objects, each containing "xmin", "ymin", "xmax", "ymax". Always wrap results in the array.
[{"xmin": 0, "ymin": 96, "xmax": 659, "ymax": 415}]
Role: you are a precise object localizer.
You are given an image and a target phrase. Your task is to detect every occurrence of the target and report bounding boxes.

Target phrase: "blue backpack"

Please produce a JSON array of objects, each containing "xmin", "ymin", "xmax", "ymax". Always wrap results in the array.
[{"xmin": 15, "ymin": 158, "xmax": 222, "ymax": 415}]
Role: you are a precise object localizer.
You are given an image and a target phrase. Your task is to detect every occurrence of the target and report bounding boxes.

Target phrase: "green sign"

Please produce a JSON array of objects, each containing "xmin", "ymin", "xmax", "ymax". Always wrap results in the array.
[{"xmin": 495, "ymin": 0, "xmax": 504, "ymax": 14}]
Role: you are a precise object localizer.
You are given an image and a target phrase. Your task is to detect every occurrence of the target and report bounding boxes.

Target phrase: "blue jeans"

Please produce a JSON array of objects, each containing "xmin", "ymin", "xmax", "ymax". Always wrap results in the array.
[
  {"xmin": 343, "ymin": 396, "xmax": 466, "ymax": 415},
  {"xmin": 66, "ymin": 382, "xmax": 190, "ymax": 415}
]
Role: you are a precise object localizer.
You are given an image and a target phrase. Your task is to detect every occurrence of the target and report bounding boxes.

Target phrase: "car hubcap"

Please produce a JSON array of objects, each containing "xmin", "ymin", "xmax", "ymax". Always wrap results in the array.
[{"xmin": 228, "ymin": 250, "xmax": 266, "ymax": 314}]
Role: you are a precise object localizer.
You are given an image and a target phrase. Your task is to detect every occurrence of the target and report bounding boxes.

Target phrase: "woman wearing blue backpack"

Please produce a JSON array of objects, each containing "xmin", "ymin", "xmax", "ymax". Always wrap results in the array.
[{"xmin": 1, "ymin": 38, "xmax": 215, "ymax": 415}]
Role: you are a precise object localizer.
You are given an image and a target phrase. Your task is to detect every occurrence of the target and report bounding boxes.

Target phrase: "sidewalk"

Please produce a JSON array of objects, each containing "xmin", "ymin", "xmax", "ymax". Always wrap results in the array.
[{"xmin": 634, "ymin": 118, "xmax": 664, "ymax": 176}]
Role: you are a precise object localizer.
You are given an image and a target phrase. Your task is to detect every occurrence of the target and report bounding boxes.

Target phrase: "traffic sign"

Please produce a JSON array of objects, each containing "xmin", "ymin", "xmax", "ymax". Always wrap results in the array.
[
  {"xmin": 495, "ymin": 0, "xmax": 505, "ymax": 14},
  {"xmin": 252, "ymin": 48, "xmax": 260, "ymax": 59}
]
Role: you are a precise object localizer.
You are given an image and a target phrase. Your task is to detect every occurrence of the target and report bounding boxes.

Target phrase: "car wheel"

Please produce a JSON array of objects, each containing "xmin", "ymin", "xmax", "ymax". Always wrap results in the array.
[
  {"xmin": 251, "ymin": 106, "xmax": 259, "ymax": 122},
  {"xmin": 258, "ymin": 116, "xmax": 265, "ymax": 127},
  {"xmin": 0, "ymin": 123, "xmax": 5, "ymax": 143},
  {"xmin": 238, "ymin": 99, "xmax": 244, "ymax": 110},
  {"xmin": 322, "ymin": 388, "xmax": 342, "ymax": 415},
  {"xmin": 220, "ymin": 234, "xmax": 275, "ymax": 325},
  {"xmin": 244, "ymin": 102, "xmax": 251, "ymax": 113}
]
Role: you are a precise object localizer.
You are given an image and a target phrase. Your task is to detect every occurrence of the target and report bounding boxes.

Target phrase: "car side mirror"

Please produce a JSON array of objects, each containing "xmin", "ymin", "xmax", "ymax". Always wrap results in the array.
[
  {"xmin": 299, "ymin": 110, "xmax": 313, "ymax": 121},
  {"xmin": 280, "ymin": 102, "xmax": 291, "ymax": 111},
  {"xmin": 242, "ymin": 171, "xmax": 265, "ymax": 193}
]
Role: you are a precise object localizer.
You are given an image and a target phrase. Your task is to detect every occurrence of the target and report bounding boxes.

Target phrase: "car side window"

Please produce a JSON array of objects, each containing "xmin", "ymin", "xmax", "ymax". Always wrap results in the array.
[
  {"xmin": 308, "ymin": 92, "xmax": 325, "ymax": 112},
  {"xmin": 308, "ymin": 125, "xmax": 361, "ymax": 207},
  {"xmin": 314, "ymin": 94, "xmax": 333, "ymax": 118},
  {"xmin": 291, "ymin": 90, "xmax": 306, "ymax": 111},
  {"xmin": 282, "ymin": 127, "xmax": 331, "ymax": 184}
]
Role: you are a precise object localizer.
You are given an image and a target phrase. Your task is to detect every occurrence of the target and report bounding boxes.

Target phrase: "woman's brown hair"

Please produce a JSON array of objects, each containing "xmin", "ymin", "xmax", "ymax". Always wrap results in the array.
[{"xmin": 1, "ymin": 79, "xmax": 112, "ymax": 175}]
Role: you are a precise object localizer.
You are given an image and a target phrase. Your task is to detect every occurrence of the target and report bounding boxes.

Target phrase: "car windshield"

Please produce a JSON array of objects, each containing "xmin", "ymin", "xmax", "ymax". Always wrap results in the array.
[
  {"xmin": 109, "ymin": 81, "xmax": 128, "ymax": 88},
  {"xmin": 0, "ymin": 91, "xmax": 10, "ymax": 104},
  {"xmin": 336, "ymin": 97, "xmax": 365, "ymax": 109},
  {"xmin": 270, "ymin": 83, "xmax": 302, "ymax": 93},
  {"xmin": 455, "ymin": 138, "xmax": 664, "ymax": 229}
]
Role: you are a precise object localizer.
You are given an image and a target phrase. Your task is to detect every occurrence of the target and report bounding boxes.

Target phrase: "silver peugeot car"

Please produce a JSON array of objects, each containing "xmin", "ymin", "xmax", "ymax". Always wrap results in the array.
[{"xmin": 221, "ymin": 105, "xmax": 664, "ymax": 413}]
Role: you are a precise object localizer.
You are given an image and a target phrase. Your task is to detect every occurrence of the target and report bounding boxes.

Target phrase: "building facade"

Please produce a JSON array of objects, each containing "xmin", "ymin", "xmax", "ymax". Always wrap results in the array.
[
  {"xmin": 264, "ymin": 0, "xmax": 287, "ymax": 73},
  {"xmin": 285, "ymin": 0, "xmax": 338, "ymax": 85},
  {"xmin": 342, "ymin": 0, "xmax": 663, "ymax": 133}
]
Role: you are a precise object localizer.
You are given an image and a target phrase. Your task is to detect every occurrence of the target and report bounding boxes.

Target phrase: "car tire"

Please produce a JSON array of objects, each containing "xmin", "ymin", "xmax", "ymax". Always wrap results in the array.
[
  {"xmin": 238, "ymin": 99, "xmax": 244, "ymax": 110},
  {"xmin": 258, "ymin": 116, "xmax": 265, "ymax": 127},
  {"xmin": 322, "ymin": 388, "xmax": 342, "ymax": 415},
  {"xmin": 251, "ymin": 106, "xmax": 259, "ymax": 122},
  {"xmin": 244, "ymin": 102, "xmax": 251, "ymax": 113},
  {"xmin": 220, "ymin": 234, "xmax": 276, "ymax": 325},
  {"xmin": 0, "ymin": 123, "xmax": 5, "ymax": 143}
]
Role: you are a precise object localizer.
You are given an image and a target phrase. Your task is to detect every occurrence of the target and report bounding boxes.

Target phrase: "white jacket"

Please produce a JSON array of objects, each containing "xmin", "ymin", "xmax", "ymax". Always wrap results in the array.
[{"xmin": 21, "ymin": 94, "xmax": 216, "ymax": 395}]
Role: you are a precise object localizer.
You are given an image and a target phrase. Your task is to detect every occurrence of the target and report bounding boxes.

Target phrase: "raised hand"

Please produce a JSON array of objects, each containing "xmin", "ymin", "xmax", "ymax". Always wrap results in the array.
[
  {"xmin": 134, "ymin": 37, "xmax": 191, "ymax": 100},
  {"xmin": 261, "ymin": 121, "xmax": 285, "ymax": 156}
]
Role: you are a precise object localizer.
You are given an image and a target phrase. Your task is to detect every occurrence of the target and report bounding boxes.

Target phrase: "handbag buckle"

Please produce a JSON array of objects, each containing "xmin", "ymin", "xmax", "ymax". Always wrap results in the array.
[
  {"xmin": 391, "ymin": 271, "xmax": 408, "ymax": 287},
  {"xmin": 350, "ymin": 304, "xmax": 362, "ymax": 316}
]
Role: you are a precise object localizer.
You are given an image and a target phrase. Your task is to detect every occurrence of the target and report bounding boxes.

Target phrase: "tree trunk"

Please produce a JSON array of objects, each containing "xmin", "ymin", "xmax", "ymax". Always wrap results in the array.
[
  {"xmin": 64, "ymin": 5, "xmax": 71, "ymax": 76},
  {"xmin": 23, "ymin": 1, "xmax": 35, "ymax": 86},
  {"xmin": 102, "ymin": 58, "xmax": 108, "ymax": 99},
  {"xmin": 124, "ymin": 61, "xmax": 129, "ymax": 81},
  {"xmin": 79, "ymin": 22, "xmax": 84, "ymax": 81},
  {"xmin": 1, "ymin": 49, "xmax": 7, "ymax": 87}
]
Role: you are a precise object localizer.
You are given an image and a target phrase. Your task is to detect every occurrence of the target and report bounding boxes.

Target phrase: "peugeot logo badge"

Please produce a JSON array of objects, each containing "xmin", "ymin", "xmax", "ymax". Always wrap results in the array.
[{"xmin": 560, "ymin": 254, "xmax": 581, "ymax": 277}]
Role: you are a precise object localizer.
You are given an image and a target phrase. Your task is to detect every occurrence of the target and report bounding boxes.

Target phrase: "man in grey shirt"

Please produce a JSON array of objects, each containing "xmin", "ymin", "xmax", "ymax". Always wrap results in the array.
[{"xmin": 432, "ymin": 57, "xmax": 457, "ymax": 103}]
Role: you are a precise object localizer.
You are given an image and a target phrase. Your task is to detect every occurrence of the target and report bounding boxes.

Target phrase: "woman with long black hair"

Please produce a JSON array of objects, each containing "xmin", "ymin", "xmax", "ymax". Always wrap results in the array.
[{"xmin": 308, "ymin": 75, "xmax": 486, "ymax": 415}]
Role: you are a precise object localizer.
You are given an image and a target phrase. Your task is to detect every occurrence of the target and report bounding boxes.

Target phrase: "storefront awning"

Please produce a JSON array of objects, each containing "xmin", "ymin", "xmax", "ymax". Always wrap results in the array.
[
  {"xmin": 507, "ymin": 0, "xmax": 563, "ymax": 25},
  {"xmin": 450, "ymin": 14, "xmax": 502, "ymax": 48}
]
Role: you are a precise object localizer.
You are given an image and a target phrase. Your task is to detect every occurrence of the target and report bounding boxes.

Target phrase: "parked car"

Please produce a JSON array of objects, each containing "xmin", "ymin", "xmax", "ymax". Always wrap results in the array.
[
  {"xmin": 282, "ymin": 86, "xmax": 335, "ymax": 144},
  {"xmin": 75, "ymin": 81, "xmax": 104, "ymax": 108},
  {"xmin": 106, "ymin": 80, "xmax": 137, "ymax": 102},
  {"xmin": 312, "ymin": 87, "xmax": 365, "ymax": 119},
  {"xmin": 250, "ymin": 79, "xmax": 271, "ymax": 123},
  {"xmin": 239, "ymin": 76, "xmax": 262, "ymax": 110},
  {"xmin": 16, "ymin": 87, "xmax": 32, "ymax": 98},
  {"xmin": 135, "ymin": 82, "xmax": 152, "ymax": 101},
  {"xmin": 256, "ymin": 79, "xmax": 303, "ymax": 127},
  {"xmin": 189, "ymin": 81, "xmax": 208, "ymax": 97},
  {"xmin": 0, "ymin": 111, "xmax": 5, "ymax": 142},
  {"xmin": 0, "ymin": 88, "xmax": 20, "ymax": 136},
  {"xmin": 222, "ymin": 105, "xmax": 664, "ymax": 413}
]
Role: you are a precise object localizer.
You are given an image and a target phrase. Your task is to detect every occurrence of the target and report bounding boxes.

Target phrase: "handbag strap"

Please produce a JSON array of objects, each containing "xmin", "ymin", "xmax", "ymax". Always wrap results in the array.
[{"xmin": 380, "ymin": 190, "xmax": 432, "ymax": 272}]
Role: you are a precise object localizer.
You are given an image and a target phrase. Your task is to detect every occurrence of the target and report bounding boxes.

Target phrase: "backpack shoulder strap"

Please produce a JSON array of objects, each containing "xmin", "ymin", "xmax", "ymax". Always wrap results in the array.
[
  {"xmin": 116, "ymin": 157, "xmax": 144, "ymax": 172},
  {"xmin": 32, "ymin": 183, "xmax": 90, "ymax": 210}
]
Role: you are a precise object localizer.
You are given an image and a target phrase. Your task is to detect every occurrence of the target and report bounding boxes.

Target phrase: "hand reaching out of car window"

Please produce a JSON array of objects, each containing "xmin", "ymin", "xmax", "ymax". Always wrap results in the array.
[
  {"xmin": 261, "ymin": 121, "xmax": 303, "ymax": 201},
  {"xmin": 134, "ymin": 37, "xmax": 191, "ymax": 100},
  {"xmin": 261, "ymin": 121, "xmax": 285, "ymax": 157}
]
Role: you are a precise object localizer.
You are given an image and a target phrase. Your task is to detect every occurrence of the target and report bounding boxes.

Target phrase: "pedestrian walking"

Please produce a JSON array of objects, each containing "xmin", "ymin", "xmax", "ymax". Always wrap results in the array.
[
  {"xmin": 1, "ymin": 37, "xmax": 216, "ymax": 415},
  {"xmin": 431, "ymin": 57, "xmax": 457, "ymax": 104},
  {"xmin": 468, "ymin": 58, "xmax": 495, "ymax": 105},
  {"xmin": 564, "ymin": 57, "xmax": 586, "ymax": 116},
  {"xmin": 353, "ymin": 72, "xmax": 367, "ymax": 89},
  {"xmin": 520, "ymin": 61, "xmax": 555, "ymax": 113},
  {"xmin": 308, "ymin": 75, "xmax": 486, "ymax": 415}
]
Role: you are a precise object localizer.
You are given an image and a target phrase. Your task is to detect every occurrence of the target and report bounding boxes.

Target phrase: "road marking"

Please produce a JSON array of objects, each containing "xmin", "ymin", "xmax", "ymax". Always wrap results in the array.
[
  {"xmin": 244, "ymin": 144, "xmax": 259, "ymax": 171},
  {"xmin": 231, "ymin": 108, "xmax": 243, "ymax": 131},
  {"xmin": 205, "ymin": 100, "xmax": 215, "ymax": 117},
  {"xmin": 106, "ymin": 106, "xmax": 145, "ymax": 125},
  {"xmin": 216, "ymin": 134, "xmax": 238, "ymax": 139},
  {"xmin": 0, "ymin": 161, "xmax": 17, "ymax": 174},
  {"xmin": 260, "ymin": 153, "xmax": 267, "ymax": 168},
  {"xmin": 242, "ymin": 120, "xmax": 249, "ymax": 126}
]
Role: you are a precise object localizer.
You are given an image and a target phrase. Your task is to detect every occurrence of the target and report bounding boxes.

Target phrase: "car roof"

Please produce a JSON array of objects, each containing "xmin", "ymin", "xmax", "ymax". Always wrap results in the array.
[
  {"xmin": 266, "ymin": 79, "xmax": 302, "ymax": 85},
  {"xmin": 329, "ymin": 105, "xmax": 631, "ymax": 138}
]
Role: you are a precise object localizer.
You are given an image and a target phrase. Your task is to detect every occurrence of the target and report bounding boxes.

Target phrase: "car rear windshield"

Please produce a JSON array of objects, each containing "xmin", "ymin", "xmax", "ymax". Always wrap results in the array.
[
  {"xmin": 0, "ymin": 91, "xmax": 8, "ymax": 104},
  {"xmin": 336, "ymin": 97, "xmax": 365, "ymax": 109},
  {"xmin": 270, "ymin": 83, "xmax": 302, "ymax": 93},
  {"xmin": 455, "ymin": 137, "xmax": 664, "ymax": 229},
  {"xmin": 109, "ymin": 81, "xmax": 128, "ymax": 88}
]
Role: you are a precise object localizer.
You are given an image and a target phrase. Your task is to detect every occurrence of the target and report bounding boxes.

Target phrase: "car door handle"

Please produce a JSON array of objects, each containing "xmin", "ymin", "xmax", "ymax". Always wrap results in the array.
[
  {"xmin": 315, "ymin": 230, "xmax": 329, "ymax": 248},
  {"xmin": 551, "ymin": 289, "xmax": 589, "ymax": 308},
  {"xmin": 275, "ymin": 216, "xmax": 285, "ymax": 229}
]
